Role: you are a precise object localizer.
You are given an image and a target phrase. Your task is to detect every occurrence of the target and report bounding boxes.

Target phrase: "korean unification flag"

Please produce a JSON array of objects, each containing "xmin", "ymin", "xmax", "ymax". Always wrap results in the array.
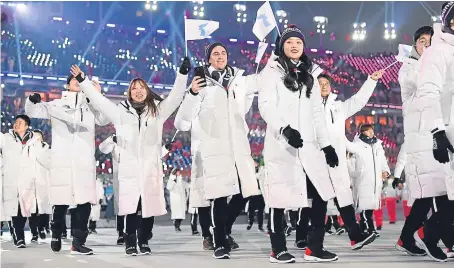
[
  {"xmin": 252, "ymin": 1, "xmax": 277, "ymax": 41},
  {"xmin": 255, "ymin": 42, "xmax": 269, "ymax": 64},
  {"xmin": 185, "ymin": 19, "xmax": 219, "ymax": 40},
  {"xmin": 396, "ymin": 44, "xmax": 413, "ymax": 62}
]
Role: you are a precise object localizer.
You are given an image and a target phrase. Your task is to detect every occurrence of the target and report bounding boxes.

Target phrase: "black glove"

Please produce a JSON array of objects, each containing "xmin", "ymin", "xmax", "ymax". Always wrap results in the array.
[
  {"xmin": 29, "ymin": 93, "xmax": 41, "ymax": 104},
  {"xmin": 322, "ymin": 145, "xmax": 339, "ymax": 168},
  {"xmin": 165, "ymin": 143, "xmax": 173, "ymax": 151},
  {"xmin": 112, "ymin": 134, "xmax": 117, "ymax": 143},
  {"xmin": 392, "ymin": 177, "xmax": 400, "ymax": 189},
  {"xmin": 274, "ymin": 35, "xmax": 281, "ymax": 56},
  {"xmin": 99, "ymin": 199, "xmax": 103, "ymax": 205},
  {"xmin": 179, "ymin": 57, "xmax": 191, "ymax": 75},
  {"xmin": 75, "ymin": 72, "xmax": 85, "ymax": 83},
  {"xmin": 281, "ymin": 125, "xmax": 303, "ymax": 148},
  {"xmin": 433, "ymin": 130, "xmax": 454, "ymax": 164}
]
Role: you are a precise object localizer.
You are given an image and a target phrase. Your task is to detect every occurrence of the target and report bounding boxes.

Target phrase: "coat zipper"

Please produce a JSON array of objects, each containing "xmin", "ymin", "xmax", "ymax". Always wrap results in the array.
[
  {"xmin": 371, "ymin": 145, "xmax": 377, "ymax": 195},
  {"xmin": 330, "ymin": 110, "xmax": 334, "ymax": 124}
]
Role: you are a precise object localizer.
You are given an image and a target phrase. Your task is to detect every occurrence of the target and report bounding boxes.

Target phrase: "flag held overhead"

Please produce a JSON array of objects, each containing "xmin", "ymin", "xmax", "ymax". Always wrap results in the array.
[
  {"xmin": 252, "ymin": 1, "xmax": 278, "ymax": 41},
  {"xmin": 185, "ymin": 19, "xmax": 219, "ymax": 41}
]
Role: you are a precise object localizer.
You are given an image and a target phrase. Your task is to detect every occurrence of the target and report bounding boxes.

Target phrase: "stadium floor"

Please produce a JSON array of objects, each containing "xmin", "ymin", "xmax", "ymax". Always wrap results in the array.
[{"xmin": 1, "ymin": 220, "xmax": 452, "ymax": 268}]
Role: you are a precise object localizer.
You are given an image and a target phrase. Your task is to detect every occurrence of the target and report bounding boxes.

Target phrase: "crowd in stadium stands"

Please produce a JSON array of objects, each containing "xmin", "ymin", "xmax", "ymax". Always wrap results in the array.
[{"xmin": 1, "ymin": 18, "xmax": 404, "ymax": 188}]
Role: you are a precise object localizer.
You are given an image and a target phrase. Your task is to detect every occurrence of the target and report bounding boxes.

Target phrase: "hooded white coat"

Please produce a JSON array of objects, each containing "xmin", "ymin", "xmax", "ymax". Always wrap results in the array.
[
  {"xmin": 25, "ymin": 91, "xmax": 110, "ymax": 206},
  {"xmin": 35, "ymin": 142, "xmax": 52, "ymax": 214},
  {"xmin": 174, "ymin": 69, "xmax": 259, "ymax": 200},
  {"xmin": 78, "ymin": 73, "xmax": 188, "ymax": 217},
  {"xmin": 0, "ymin": 131, "xmax": 46, "ymax": 217},
  {"xmin": 347, "ymin": 136, "xmax": 390, "ymax": 211},
  {"xmin": 258, "ymin": 58, "xmax": 335, "ymax": 209},
  {"xmin": 322, "ymin": 77, "xmax": 377, "ymax": 207},
  {"xmin": 402, "ymin": 26, "xmax": 454, "ymax": 201}
]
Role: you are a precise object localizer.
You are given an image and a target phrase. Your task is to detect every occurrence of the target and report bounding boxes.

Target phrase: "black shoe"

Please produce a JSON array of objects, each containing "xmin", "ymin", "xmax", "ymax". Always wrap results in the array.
[
  {"xmin": 175, "ymin": 227, "xmax": 182, "ymax": 232},
  {"xmin": 258, "ymin": 226, "xmax": 265, "ymax": 232},
  {"xmin": 88, "ymin": 229, "xmax": 97, "ymax": 234},
  {"xmin": 269, "ymin": 250, "xmax": 296, "ymax": 263},
  {"xmin": 117, "ymin": 236, "xmax": 124, "ymax": 246},
  {"xmin": 51, "ymin": 237, "xmax": 62, "ymax": 252},
  {"xmin": 192, "ymin": 230, "xmax": 200, "ymax": 235},
  {"xmin": 351, "ymin": 232, "xmax": 376, "ymax": 250},
  {"xmin": 227, "ymin": 235, "xmax": 239, "ymax": 250},
  {"xmin": 377, "ymin": 226, "xmax": 382, "ymax": 231},
  {"xmin": 246, "ymin": 224, "xmax": 252, "ymax": 230},
  {"xmin": 139, "ymin": 243, "xmax": 151, "ymax": 255},
  {"xmin": 304, "ymin": 248, "xmax": 338, "ymax": 262},
  {"xmin": 203, "ymin": 236, "xmax": 215, "ymax": 250},
  {"xmin": 335, "ymin": 228, "xmax": 346, "ymax": 235},
  {"xmin": 39, "ymin": 231, "xmax": 46, "ymax": 240},
  {"xmin": 61, "ymin": 232, "xmax": 68, "ymax": 240},
  {"xmin": 389, "ymin": 222, "xmax": 396, "ymax": 224},
  {"xmin": 213, "ymin": 247, "xmax": 230, "ymax": 259},
  {"xmin": 71, "ymin": 244, "xmax": 94, "ymax": 255},
  {"xmin": 326, "ymin": 230, "xmax": 334, "ymax": 236},
  {"xmin": 16, "ymin": 239, "xmax": 26, "ymax": 248},
  {"xmin": 125, "ymin": 233, "xmax": 138, "ymax": 256},
  {"xmin": 414, "ymin": 228, "xmax": 447, "ymax": 262},
  {"xmin": 294, "ymin": 240, "xmax": 307, "ymax": 250},
  {"xmin": 31, "ymin": 235, "xmax": 39, "ymax": 243},
  {"xmin": 396, "ymin": 239, "xmax": 427, "ymax": 256}
]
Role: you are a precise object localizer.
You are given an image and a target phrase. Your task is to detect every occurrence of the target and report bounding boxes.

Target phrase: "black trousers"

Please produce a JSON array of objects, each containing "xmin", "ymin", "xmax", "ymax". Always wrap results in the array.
[
  {"xmin": 211, "ymin": 196, "xmax": 229, "ymax": 248},
  {"xmin": 174, "ymin": 219, "xmax": 183, "ymax": 228},
  {"xmin": 89, "ymin": 220, "xmax": 97, "ymax": 231},
  {"xmin": 125, "ymin": 197, "xmax": 154, "ymax": 244},
  {"xmin": 295, "ymin": 207, "xmax": 310, "ymax": 242},
  {"xmin": 198, "ymin": 206, "xmax": 212, "ymax": 238},
  {"xmin": 269, "ymin": 177, "xmax": 327, "ymax": 252},
  {"xmin": 116, "ymin": 215, "xmax": 125, "ymax": 236},
  {"xmin": 289, "ymin": 210, "xmax": 298, "ymax": 228},
  {"xmin": 11, "ymin": 204, "xmax": 27, "ymax": 243},
  {"xmin": 334, "ymin": 198, "xmax": 363, "ymax": 242},
  {"xmin": 38, "ymin": 214, "xmax": 50, "ymax": 232},
  {"xmin": 359, "ymin": 209, "xmax": 375, "ymax": 233},
  {"xmin": 226, "ymin": 193, "xmax": 249, "ymax": 235},
  {"xmin": 325, "ymin": 215, "xmax": 341, "ymax": 231},
  {"xmin": 190, "ymin": 210, "xmax": 199, "ymax": 232},
  {"xmin": 401, "ymin": 195, "xmax": 454, "ymax": 248},
  {"xmin": 51, "ymin": 203, "xmax": 91, "ymax": 238},
  {"xmin": 248, "ymin": 195, "xmax": 265, "ymax": 227}
]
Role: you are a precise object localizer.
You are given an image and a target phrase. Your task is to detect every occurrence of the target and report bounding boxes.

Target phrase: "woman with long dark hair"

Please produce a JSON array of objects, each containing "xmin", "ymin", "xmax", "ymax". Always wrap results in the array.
[
  {"xmin": 71, "ymin": 58, "xmax": 190, "ymax": 256},
  {"xmin": 258, "ymin": 25, "xmax": 339, "ymax": 263}
]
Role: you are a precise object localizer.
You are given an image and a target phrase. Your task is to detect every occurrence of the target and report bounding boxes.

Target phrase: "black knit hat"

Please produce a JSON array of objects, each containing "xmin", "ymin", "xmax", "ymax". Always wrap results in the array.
[
  {"xmin": 279, "ymin": 25, "xmax": 306, "ymax": 55},
  {"xmin": 442, "ymin": 2, "xmax": 454, "ymax": 27},
  {"xmin": 413, "ymin": 26, "xmax": 434, "ymax": 43},
  {"xmin": 205, "ymin": 42, "xmax": 228, "ymax": 60},
  {"xmin": 15, "ymin": 114, "xmax": 31, "ymax": 126}
]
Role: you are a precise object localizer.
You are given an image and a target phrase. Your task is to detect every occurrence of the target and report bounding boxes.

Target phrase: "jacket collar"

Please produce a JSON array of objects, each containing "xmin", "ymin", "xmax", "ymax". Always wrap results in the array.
[{"xmin": 9, "ymin": 129, "xmax": 34, "ymax": 144}]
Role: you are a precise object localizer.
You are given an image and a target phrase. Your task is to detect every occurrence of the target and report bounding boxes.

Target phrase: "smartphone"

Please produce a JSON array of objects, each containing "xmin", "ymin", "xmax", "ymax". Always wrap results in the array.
[{"xmin": 194, "ymin": 66, "xmax": 206, "ymax": 80}]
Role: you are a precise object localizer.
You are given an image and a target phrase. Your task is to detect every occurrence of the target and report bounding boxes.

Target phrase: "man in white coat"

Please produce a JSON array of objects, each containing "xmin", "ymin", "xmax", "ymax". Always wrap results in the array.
[
  {"xmin": 0, "ymin": 115, "xmax": 46, "ymax": 248},
  {"xmin": 317, "ymin": 70, "xmax": 383, "ymax": 249},
  {"xmin": 175, "ymin": 42, "xmax": 260, "ymax": 259},
  {"xmin": 88, "ymin": 178, "xmax": 105, "ymax": 234},
  {"xmin": 25, "ymin": 74, "xmax": 110, "ymax": 255},
  {"xmin": 166, "ymin": 169, "xmax": 188, "ymax": 232},
  {"xmin": 408, "ymin": 3, "xmax": 454, "ymax": 261}
]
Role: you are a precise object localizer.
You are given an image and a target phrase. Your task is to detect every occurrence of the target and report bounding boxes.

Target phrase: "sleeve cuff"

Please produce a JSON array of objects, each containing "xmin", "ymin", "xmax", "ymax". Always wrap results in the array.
[{"xmin": 189, "ymin": 88, "xmax": 199, "ymax": 96}]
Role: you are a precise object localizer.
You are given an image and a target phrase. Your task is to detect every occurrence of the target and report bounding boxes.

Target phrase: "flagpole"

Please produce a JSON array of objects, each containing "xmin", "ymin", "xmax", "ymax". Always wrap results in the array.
[
  {"xmin": 171, "ymin": 130, "xmax": 179, "ymax": 142},
  {"xmin": 184, "ymin": 15, "xmax": 188, "ymax": 57},
  {"xmin": 383, "ymin": 60, "xmax": 398, "ymax": 71}
]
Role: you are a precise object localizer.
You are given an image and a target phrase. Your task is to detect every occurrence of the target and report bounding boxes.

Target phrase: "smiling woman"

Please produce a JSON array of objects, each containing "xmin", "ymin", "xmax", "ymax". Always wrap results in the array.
[{"xmin": 126, "ymin": 78, "xmax": 163, "ymax": 117}]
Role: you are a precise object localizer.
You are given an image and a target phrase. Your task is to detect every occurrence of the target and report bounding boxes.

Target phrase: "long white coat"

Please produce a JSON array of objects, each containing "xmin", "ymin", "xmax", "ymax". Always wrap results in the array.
[
  {"xmin": 35, "ymin": 142, "xmax": 52, "ymax": 214},
  {"xmin": 258, "ymin": 59, "xmax": 335, "ymax": 209},
  {"xmin": 90, "ymin": 179, "xmax": 105, "ymax": 221},
  {"xmin": 406, "ymin": 27, "xmax": 454, "ymax": 201},
  {"xmin": 398, "ymin": 49, "xmax": 451, "ymax": 202},
  {"xmin": 25, "ymin": 91, "xmax": 110, "ymax": 206},
  {"xmin": 323, "ymin": 77, "xmax": 377, "ymax": 207},
  {"xmin": 99, "ymin": 135, "xmax": 120, "ymax": 215},
  {"xmin": 347, "ymin": 136, "xmax": 390, "ymax": 211},
  {"xmin": 79, "ymin": 73, "xmax": 188, "ymax": 217},
  {"xmin": 166, "ymin": 174, "xmax": 188, "ymax": 220},
  {"xmin": 0, "ymin": 150, "xmax": 9, "ymax": 221},
  {"xmin": 174, "ymin": 69, "xmax": 259, "ymax": 200},
  {"xmin": 394, "ymin": 144, "xmax": 415, "ymax": 205},
  {"xmin": 0, "ymin": 131, "xmax": 46, "ymax": 217},
  {"xmin": 174, "ymin": 83, "xmax": 255, "ymax": 208}
]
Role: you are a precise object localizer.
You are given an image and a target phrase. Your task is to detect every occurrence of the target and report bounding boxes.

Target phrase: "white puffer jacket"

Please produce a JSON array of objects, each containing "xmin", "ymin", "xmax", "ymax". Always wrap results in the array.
[
  {"xmin": 25, "ymin": 91, "xmax": 110, "ymax": 206},
  {"xmin": 175, "ymin": 68, "xmax": 259, "ymax": 200},
  {"xmin": 258, "ymin": 58, "xmax": 335, "ymax": 209},
  {"xmin": 79, "ymin": 73, "xmax": 188, "ymax": 217},
  {"xmin": 347, "ymin": 135, "xmax": 390, "ymax": 211},
  {"xmin": 35, "ymin": 142, "xmax": 52, "ymax": 214}
]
